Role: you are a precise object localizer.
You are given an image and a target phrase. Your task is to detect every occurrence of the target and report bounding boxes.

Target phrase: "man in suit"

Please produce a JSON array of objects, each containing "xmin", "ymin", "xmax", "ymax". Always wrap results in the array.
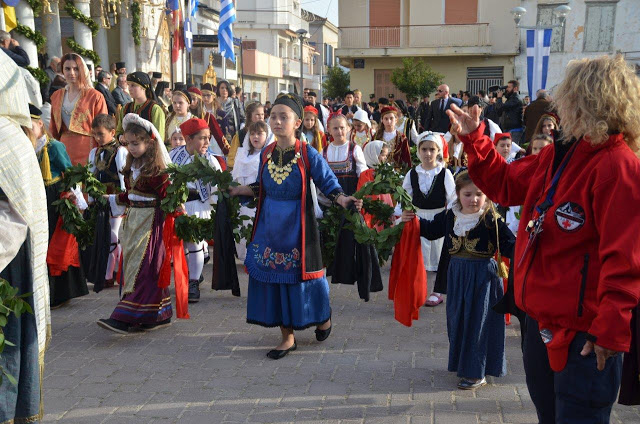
[
  {"xmin": 95, "ymin": 71, "xmax": 118, "ymax": 116},
  {"xmin": 523, "ymin": 89, "xmax": 552, "ymax": 144},
  {"xmin": 112, "ymin": 74, "xmax": 132, "ymax": 107},
  {"xmin": 426, "ymin": 84, "xmax": 461, "ymax": 133}
]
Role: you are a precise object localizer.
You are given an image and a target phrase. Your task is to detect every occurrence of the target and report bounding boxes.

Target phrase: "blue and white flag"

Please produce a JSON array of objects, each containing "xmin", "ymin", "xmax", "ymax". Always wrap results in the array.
[
  {"xmin": 219, "ymin": 0, "xmax": 237, "ymax": 63},
  {"xmin": 526, "ymin": 28, "xmax": 552, "ymax": 96},
  {"xmin": 184, "ymin": 18, "xmax": 193, "ymax": 52},
  {"xmin": 190, "ymin": 0, "xmax": 199, "ymax": 18}
]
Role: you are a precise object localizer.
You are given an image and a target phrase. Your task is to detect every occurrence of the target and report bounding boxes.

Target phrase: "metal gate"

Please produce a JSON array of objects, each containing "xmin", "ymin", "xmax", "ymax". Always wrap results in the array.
[{"xmin": 467, "ymin": 67, "xmax": 504, "ymax": 94}]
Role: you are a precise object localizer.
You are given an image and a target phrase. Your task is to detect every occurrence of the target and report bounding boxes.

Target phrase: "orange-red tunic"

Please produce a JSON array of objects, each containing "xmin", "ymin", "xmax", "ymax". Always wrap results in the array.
[{"xmin": 49, "ymin": 87, "xmax": 108, "ymax": 165}]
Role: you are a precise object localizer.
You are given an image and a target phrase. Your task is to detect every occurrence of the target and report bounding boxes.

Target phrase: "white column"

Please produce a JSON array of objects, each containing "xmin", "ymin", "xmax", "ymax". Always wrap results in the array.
[
  {"xmin": 73, "ymin": 0, "xmax": 94, "ymax": 70},
  {"xmin": 14, "ymin": 3, "xmax": 38, "ymax": 66},
  {"xmin": 43, "ymin": 0, "xmax": 63, "ymax": 59},
  {"xmin": 92, "ymin": 7, "xmax": 109, "ymax": 68},
  {"xmin": 120, "ymin": 4, "xmax": 137, "ymax": 72}
]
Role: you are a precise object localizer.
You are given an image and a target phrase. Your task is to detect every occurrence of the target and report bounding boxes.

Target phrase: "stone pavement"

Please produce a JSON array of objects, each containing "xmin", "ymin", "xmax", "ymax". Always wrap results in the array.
[{"xmin": 42, "ymin": 265, "xmax": 640, "ymax": 424}]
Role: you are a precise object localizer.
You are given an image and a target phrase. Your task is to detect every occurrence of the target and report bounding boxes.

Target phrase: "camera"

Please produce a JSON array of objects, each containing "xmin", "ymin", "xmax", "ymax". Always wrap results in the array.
[{"xmin": 488, "ymin": 85, "xmax": 508, "ymax": 96}]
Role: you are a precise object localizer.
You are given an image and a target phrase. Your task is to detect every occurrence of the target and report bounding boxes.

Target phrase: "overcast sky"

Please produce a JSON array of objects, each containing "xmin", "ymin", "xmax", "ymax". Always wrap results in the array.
[{"xmin": 302, "ymin": 0, "xmax": 339, "ymax": 26}]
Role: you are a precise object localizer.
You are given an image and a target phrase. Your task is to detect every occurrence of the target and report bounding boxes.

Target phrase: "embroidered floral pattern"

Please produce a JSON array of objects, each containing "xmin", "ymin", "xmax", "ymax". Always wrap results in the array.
[{"xmin": 254, "ymin": 245, "xmax": 300, "ymax": 270}]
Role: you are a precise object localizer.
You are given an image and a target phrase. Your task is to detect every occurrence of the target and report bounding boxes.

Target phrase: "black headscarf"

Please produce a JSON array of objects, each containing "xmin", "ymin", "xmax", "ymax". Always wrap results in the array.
[
  {"xmin": 154, "ymin": 81, "xmax": 169, "ymax": 99},
  {"xmin": 273, "ymin": 92, "xmax": 304, "ymax": 119},
  {"xmin": 127, "ymin": 71, "xmax": 157, "ymax": 101}
]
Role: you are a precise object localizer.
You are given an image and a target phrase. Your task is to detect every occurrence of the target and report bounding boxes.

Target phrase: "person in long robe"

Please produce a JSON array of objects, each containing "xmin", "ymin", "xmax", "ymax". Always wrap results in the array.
[{"xmin": 0, "ymin": 49, "xmax": 51, "ymax": 423}]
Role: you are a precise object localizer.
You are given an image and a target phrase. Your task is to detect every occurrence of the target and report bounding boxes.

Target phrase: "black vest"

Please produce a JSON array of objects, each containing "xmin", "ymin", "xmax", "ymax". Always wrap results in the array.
[
  {"xmin": 410, "ymin": 167, "xmax": 446, "ymax": 209},
  {"xmin": 93, "ymin": 142, "xmax": 120, "ymax": 187},
  {"xmin": 124, "ymin": 100, "xmax": 156, "ymax": 122}
]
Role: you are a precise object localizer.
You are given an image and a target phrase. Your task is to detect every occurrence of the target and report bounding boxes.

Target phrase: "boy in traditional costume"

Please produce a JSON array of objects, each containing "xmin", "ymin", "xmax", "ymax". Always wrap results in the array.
[
  {"xmin": 115, "ymin": 72, "xmax": 166, "ymax": 143},
  {"xmin": 169, "ymin": 117, "xmax": 224, "ymax": 303}
]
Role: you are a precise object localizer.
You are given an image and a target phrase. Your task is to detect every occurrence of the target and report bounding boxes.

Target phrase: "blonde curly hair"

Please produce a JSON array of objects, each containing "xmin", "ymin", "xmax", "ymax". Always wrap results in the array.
[{"xmin": 553, "ymin": 55, "xmax": 640, "ymax": 152}]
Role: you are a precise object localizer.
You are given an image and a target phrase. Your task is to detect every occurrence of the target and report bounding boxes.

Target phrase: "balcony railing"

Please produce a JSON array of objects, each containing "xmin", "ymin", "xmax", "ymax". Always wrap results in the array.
[{"xmin": 339, "ymin": 24, "xmax": 490, "ymax": 50}]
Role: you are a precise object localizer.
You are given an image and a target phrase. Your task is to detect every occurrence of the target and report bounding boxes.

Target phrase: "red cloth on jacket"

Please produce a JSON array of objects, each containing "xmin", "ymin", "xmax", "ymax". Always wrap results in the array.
[
  {"xmin": 389, "ymin": 217, "xmax": 427, "ymax": 327},
  {"xmin": 460, "ymin": 122, "xmax": 640, "ymax": 371},
  {"xmin": 356, "ymin": 169, "xmax": 395, "ymax": 231}
]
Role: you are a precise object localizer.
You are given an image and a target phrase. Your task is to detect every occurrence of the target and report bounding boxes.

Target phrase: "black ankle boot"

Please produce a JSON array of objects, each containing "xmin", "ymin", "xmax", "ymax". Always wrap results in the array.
[{"xmin": 188, "ymin": 279, "xmax": 200, "ymax": 303}]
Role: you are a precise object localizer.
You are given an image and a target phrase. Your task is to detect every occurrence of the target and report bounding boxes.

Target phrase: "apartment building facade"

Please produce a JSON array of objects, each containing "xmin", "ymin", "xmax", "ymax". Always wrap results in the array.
[{"xmin": 337, "ymin": 0, "xmax": 520, "ymax": 100}]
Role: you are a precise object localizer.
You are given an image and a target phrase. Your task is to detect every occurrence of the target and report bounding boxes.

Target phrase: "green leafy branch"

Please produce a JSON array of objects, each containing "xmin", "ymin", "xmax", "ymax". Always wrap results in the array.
[
  {"xmin": 319, "ymin": 163, "xmax": 416, "ymax": 265},
  {"xmin": 64, "ymin": 0, "xmax": 99, "ymax": 36},
  {"xmin": 131, "ymin": 1, "xmax": 141, "ymax": 46},
  {"xmin": 52, "ymin": 164, "xmax": 107, "ymax": 249},
  {"xmin": 66, "ymin": 38, "xmax": 100, "ymax": 65},
  {"xmin": 13, "ymin": 24, "xmax": 46, "ymax": 49},
  {"xmin": 26, "ymin": 66, "xmax": 50, "ymax": 87},
  {"xmin": 162, "ymin": 156, "xmax": 253, "ymax": 243},
  {"xmin": 0, "ymin": 278, "xmax": 33, "ymax": 386}
]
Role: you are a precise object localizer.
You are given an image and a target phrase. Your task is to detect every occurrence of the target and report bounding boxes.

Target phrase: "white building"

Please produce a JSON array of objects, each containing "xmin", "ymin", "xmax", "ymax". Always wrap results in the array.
[
  {"xmin": 235, "ymin": 0, "xmax": 319, "ymax": 99},
  {"xmin": 514, "ymin": 0, "xmax": 640, "ymax": 96},
  {"xmin": 302, "ymin": 9, "xmax": 338, "ymax": 101}
]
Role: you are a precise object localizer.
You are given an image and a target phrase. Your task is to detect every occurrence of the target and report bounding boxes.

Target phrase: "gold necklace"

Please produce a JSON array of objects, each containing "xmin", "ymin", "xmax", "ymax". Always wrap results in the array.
[{"xmin": 267, "ymin": 146, "xmax": 300, "ymax": 185}]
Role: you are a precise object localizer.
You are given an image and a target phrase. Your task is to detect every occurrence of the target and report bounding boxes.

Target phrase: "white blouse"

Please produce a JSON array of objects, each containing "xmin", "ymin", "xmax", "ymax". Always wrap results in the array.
[
  {"xmin": 325, "ymin": 142, "xmax": 368, "ymax": 177},
  {"xmin": 395, "ymin": 164, "xmax": 456, "ymax": 215}
]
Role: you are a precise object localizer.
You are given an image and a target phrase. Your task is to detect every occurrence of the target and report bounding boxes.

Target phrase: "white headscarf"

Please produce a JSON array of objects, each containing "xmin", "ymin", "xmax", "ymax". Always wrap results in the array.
[
  {"xmin": 363, "ymin": 140, "xmax": 386, "ymax": 168},
  {"xmin": 122, "ymin": 113, "xmax": 172, "ymax": 166},
  {"xmin": 61, "ymin": 53, "xmax": 92, "ymax": 89},
  {"xmin": 416, "ymin": 131, "xmax": 443, "ymax": 152}
]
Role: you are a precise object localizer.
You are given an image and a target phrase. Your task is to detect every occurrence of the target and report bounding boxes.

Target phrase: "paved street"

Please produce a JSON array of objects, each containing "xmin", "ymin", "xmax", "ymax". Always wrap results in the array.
[{"xmin": 42, "ymin": 264, "xmax": 640, "ymax": 424}]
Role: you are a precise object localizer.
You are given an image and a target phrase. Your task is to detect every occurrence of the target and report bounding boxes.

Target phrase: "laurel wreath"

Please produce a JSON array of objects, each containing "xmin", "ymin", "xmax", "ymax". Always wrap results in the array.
[
  {"xmin": 66, "ymin": 38, "xmax": 101, "ymax": 65},
  {"xmin": 319, "ymin": 163, "xmax": 416, "ymax": 266},
  {"xmin": 52, "ymin": 164, "xmax": 107, "ymax": 249},
  {"xmin": 13, "ymin": 24, "xmax": 46, "ymax": 50},
  {"xmin": 131, "ymin": 1, "xmax": 141, "ymax": 46},
  {"xmin": 161, "ymin": 155, "xmax": 254, "ymax": 243}
]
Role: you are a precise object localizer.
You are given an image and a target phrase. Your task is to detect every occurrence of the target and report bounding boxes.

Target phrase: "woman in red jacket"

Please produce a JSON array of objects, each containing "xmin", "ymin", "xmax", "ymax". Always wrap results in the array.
[{"xmin": 447, "ymin": 55, "xmax": 640, "ymax": 423}]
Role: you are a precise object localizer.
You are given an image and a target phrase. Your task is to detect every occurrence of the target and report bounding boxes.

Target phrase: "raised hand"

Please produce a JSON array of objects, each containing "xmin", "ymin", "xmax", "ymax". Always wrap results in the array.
[{"xmin": 446, "ymin": 104, "xmax": 481, "ymax": 136}]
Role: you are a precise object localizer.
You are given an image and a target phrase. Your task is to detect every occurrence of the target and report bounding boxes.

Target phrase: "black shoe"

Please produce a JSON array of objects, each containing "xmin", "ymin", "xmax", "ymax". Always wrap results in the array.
[
  {"xmin": 97, "ymin": 318, "xmax": 130, "ymax": 334},
  {"xmin": 266, "ymin": 341, "xmax": 297, "ymax": 360},
  {"xmin": 315, "ymin": 324, "xmax": 332, "ymax": 342},
  {"xmin": 457, "ymin": 377, "xmax": 487, "ymax": 390},
  {"xmin": 140, "ymin": 318, "xmax": 172, "ymax": 331},
  {"xmin": 198, "ymin": 273, "xmax": 204, "ymax": 284},
  {"xmin": 203, "ymin": 254, "xmax": 210, "ymax": 265},
  {"xmin": 188, "ymin": 279, "xmax": 200, "ymax": 303}
]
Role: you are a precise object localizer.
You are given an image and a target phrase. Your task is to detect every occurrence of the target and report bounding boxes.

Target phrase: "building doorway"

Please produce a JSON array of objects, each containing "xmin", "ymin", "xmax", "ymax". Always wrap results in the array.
[{"xmin": 374, "ymin": 69, "xmax": 403, "ymax": 101}]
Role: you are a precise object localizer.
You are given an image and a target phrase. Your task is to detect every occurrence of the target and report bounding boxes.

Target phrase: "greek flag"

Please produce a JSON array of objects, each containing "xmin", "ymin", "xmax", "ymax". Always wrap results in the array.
[
  {"xmin": 219, "ymin": 0, "xmax": 237, "ymax": 63},
  {"xmin": 184, "ymin": 18, "xmax": 193, "ymax": 52},
  {"xmin": 190, "ymin": 0, "xmax": 199, "ymax": 18},
  {"xmin": 526, "ymin": 29, "xmax": 552, "ymax": 96}
]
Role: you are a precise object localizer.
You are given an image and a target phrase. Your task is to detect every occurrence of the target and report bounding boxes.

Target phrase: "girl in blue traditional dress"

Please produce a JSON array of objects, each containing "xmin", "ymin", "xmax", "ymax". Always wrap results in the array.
[
  {"xmin": 401, "ymin": 171, "xmax": 514, "ymax": 389},
  {"xmin": 229, "ymin": 93, "xmax": 362, "ymax": 359}
]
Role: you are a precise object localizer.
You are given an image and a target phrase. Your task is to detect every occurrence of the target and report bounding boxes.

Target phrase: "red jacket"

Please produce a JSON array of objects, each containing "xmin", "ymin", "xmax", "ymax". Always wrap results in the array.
[{"xmin": 460, "ymin": 122, "xmax": 640, "ymax": 371}]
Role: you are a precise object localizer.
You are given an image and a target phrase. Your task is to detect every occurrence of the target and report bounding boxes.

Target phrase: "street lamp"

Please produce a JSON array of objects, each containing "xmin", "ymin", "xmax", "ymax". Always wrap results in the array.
[
  {"xmin": 511, "ymin": 5, "xmax": 571, "ymax": 28},
  {"xmin": 296, "ymin": 28, "xmax": 308, "ymax": 94}
]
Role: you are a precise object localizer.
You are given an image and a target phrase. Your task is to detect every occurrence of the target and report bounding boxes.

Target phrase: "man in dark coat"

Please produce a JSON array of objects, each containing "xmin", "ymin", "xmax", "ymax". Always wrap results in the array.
[
  {"xmin": 523, "ymin": 89, "xmax": 552, "ymax": 144},
  {"xmin": 95, "ymin": 71, "xmax": 118, "ymax": 115},
  {"xmin": 415, "ymin": 95, "xmax": 430, "ymax": 131},
  {"xmin": 425, "ymin": 84, "xmax": 461, "ymax": 133},
  {"xmin": 494, "ymin": 80, "xmax": 524, "ymax": 133}
]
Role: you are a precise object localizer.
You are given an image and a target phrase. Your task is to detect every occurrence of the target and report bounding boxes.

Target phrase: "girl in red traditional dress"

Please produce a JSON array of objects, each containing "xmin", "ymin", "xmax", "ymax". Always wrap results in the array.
[
  {"xmin": 97, "ymin": 114, "xmax": 173, "ymax": 334},
  {"xmin": 373, "ymin": 106, "xmax": 411, "ymax": 170}
]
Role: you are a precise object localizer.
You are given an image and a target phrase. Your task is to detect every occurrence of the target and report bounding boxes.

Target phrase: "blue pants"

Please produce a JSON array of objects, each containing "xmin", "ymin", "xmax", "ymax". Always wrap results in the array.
[{"xmin": 523, "ymin": 316, "xmax": 622, "ymax": 424}]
